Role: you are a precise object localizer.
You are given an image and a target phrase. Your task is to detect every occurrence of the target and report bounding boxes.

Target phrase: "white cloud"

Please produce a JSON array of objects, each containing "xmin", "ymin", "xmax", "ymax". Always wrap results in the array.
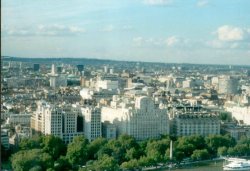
[
  {"xmin": 206, "ymin": 40, "xmax": 250, "ymax": 49},
  {"xmin": 144, "ymin": 0, "xmax": 173, "ymax": 6},
  {"xmin": 216, "ymin": 25, "xmax": 245, "ymax": 42},
  {"xmin": 207, "ymin": 25, "xmax": 250, "ymax": 49},
  {"xmin": 102, "ymin": 25, "xmax": 115, "ymax": 32},
  {"xmin": 132, "ymin": 35, "xmax": 190, "ymax": 48},
  {"xmin": 37, "ymin": 24, "xmax": 85, "ymax": 36},
  {"xmin": 197, "ymin": 0, "xmax": 209, "ymax": 7},
  {"xmin": 206, "ymin": 40, "xmax": 225, "ymax": 49},
  {"xmin": 2, "ymin": 24, "xmax": 86, "ymax": 37},
  {"xmin": 166, "ymin": 36, "xmax": 179, "ymax": 46},
  {"xmin": 69, "ymin": 26, "xmax": 86, "ymax": 33},
  {"xmin": 133, "ymin": 37, "xmax": 144, "ymax": 46},
  {"xmin": 121, "ymin": 25, "xmax": 133, "ymax": 31}
]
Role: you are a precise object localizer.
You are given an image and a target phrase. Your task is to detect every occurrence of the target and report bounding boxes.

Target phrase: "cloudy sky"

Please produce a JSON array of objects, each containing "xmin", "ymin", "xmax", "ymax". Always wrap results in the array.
[{"xmin": 2, "ymin": 0, "xmax": 250, "ymax": 65}]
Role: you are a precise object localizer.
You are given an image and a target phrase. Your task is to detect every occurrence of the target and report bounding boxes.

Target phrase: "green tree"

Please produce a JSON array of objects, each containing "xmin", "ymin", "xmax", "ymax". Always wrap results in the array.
[
  {"xmin": 96, "ymin": 145, "xmax": 113, "ymax": 159},
  {"xmin": 103, "ymin": 134, "xmax": 140, "ymax": 164},
  {"xmin": 219, "ymin": 112, "xmax": 231, "ymax": 121},
  {"xmin": 176, "ymin": 135, "xmax": 206, "ymax": 158},
  {"xmin": 54, "ymin": 156, "xmax": 71, "ymax": 171},
  {"xmin": 120, "ymin": 159, "xmax": 140, "ymax": 170},
  {"xmin": 125, "ymin": 147, "xmax": 141, "ymax": 161},
  {"xmin": 233, "ymin": 144, "xmax": 249, "ymax": 156},
  {"xmin": 11, "ymin": 149, "xmax": 53, "ymax": 171},
  {"xmin": 138, "ymin": 156, "xmax": 154, "ymax": 167},
  {"xmin": 238, "ymin": 136, "xmax": 250, "ymax": 146},
  {"xmin": 87, "ymin": 137, "xmax": 107, "ymax": 160},
  {"xmin": 227, "ymin": 147, "xmax": 236, "ymax": 156},
  {"xmin": 205, "ymin": 134, "xmax": 235, "ymax": 156},
  {"xmin": 29, "ymin": 165, "xmax": 42, "ymax": 171},
  {"xmin": 66, "ymin": 136, "xmax": 89, "ymax": 167},
  {"xmin": 42, "ymin": 135, "xmax": 66, "ymax": 160},
  {"xmin": 145, "ymin": 139, "xmax": 169, "ymax": 165},
  {"xmin": 191, "ymin": 149, "xmax": 210, "ymax": 161},
  {"xmin": 217, "ymin": 146, "xmax": 228, "ymax": 156},
  {"xmin": 19, "ymin": 135, "xmax": 43, "ymax": 150},
  {"xmin": 174, "ymin": 151, "xmax": 185, "ymax": 162},
  {"xmin": 92, "ymin": 155, "xmax": 119, "ymax": 171}
]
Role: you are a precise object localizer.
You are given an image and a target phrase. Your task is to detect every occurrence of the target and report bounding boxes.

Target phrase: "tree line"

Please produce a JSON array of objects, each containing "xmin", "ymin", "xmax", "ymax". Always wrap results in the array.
[{"xmin": 4, "ymin": 134, "xmax": 250, "ymax": 171}]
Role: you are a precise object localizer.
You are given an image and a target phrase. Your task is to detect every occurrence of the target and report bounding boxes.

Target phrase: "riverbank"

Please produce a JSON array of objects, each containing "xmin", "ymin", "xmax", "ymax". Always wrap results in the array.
[{"xmin": 142, "ymin": 158, "xmax": 224, "ymax": 171}]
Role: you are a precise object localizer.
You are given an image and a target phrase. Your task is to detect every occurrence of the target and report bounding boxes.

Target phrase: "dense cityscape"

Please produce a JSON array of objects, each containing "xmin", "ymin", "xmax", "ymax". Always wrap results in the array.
[
  {"xmin": 1, "ymin": 56, "xmax": 250, "ymax": 170},
  {"xmin": 2, "ymin": 0, "xmax": 250, "ymax": 170}
]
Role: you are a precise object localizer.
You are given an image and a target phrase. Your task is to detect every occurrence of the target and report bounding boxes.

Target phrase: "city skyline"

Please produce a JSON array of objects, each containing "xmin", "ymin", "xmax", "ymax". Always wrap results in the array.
[{"xmin": 2, "ymin": 0, "xmax": 250, "ymax": 65}]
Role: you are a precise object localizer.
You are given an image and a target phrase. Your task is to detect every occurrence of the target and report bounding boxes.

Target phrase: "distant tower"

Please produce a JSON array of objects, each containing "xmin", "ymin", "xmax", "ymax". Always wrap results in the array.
[
  {"xmin": 104, "ymin": 66, "xmax": 108, "ymax": 73},
  {"xmin": 247, "ymin": 70, "xmax": 250, "ymax": 77},
  {"xmin": 50, "ymin": 64, "xmax": 58, "ymax": 88},
  {"xmin": 76, "ymin": 65, "xmax": 84, "ymax": 72},
  {"xmin": 33, "ymin": 64, "xmax": 40, "ymax": 72},
  {"xmin": 77, "ymin": 65, "xmax": 84, "ymax": 76},
  {"xmin": 57, "ymin": 66, "xmax": 62, "ymax": 74},
  {"xmin": 109, "ymin": 68, "xmax": 114, "ymax": 74},
  {"xmin": 51, "ymin": 64, "xmax": 57, "ymax": 75}
]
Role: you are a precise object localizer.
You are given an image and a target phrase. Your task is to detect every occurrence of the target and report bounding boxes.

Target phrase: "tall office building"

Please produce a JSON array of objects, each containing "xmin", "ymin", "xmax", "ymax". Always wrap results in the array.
[
  {"xmin": 76, "ymin": 65, "xmax": 84, "ymax": 72},
  {"xmin": 218, "ymin": 76, "xmax": 238, "ymax": 94},
  {"xmin": 49, "ymin": 64, "xmax": 67, "ymax": 88},
  {"xmin": 102, "ymin": 96, "xmax": 169, "ymax": 140},
  {"xmin": 33, "ymin": 64, "xmax": 40, "ymax": 72},
  {"xmin": 82, "ymin": 106, "xmax": 102, "ymax": 141},
  {"xmin": 31, "ymin": 101, "xmax": 85, "ymax": 143}
]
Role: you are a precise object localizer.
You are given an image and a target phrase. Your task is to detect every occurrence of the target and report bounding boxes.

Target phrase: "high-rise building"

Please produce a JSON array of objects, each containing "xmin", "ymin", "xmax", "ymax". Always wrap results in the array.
[
  {"xmin": 82, "ymin": 106, "xmax": 102, "ymax": 141},
  {"xmin": 51, "ymin": 64, "xmax": 57, "ymax": 75},
  {"xmin": 76, "ymin": 65, "xmax": 84, "ymax": 72},
  {"xmin": 104, "ymin": 66, "xmax": 108, "ymax": 73},
  {"xmin": 247, "ymin": 70, "xmax": 250, "ymax": 77},
  {"xmin": 33, "ymin": 64, "xmax": 40, "ymax": 72},
  {"xmin": 218, "ymin": 76, "xmax": 238, "ymax": 94},
  {"xmin": 57, "ymin": 66, "xmax": 63, "ymax": 74},
  {"xmin": 1, "ymin": 129, "xmax": 10, "ymax": 149},
  {"xmin": 31, "ymin": 101, "xmax": 85, "ymax": 143},
  {"xmin": 102, "ymin": 121, "xmax": 117, "ymax": 139},
  {"xmin": 101, "ymin": 96, "xmax": 169, "ymax": 140},
  {"xmin": 49, "ymin": 64, "xmax": 67, "ymax": 88}
]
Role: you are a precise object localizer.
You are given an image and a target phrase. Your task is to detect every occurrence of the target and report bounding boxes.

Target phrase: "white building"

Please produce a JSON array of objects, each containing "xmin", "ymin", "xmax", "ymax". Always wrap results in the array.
[
  {"xmin": 49, "ymin": 64, "xmax": 67, "ymax": 88},
  {"xmin": 183, "ymin": 79, "xmax": 195, "ymax": 88},
  {"xmin": 7, "ymin": 113, "xmax": 32, "ymax": 126},
  {"xmin": 50, "ymin": 75, "xmax": 67, "ymax": 88},
  {"xmin": 226, "ymin": 105, "xmax": 250, "ymax": 125},
  {"xmin": 82, "ymin": 106, "xmax": 102, "ymax": 141},
  {"xmin": 80, "ymin": 88, "xmax": 116, "ymax": 102},
  {"xmin": 218, "ymin": 76, "xmax": 238, "ymax": 94},
  {"xmin": 101, "ymin": 96, "xmax": 169, "ymax": 140},
  {"xmin": 96, "ymin": 80, "xmax": 118, "ymax": 90},
  {"xmin": 173, "ymin": 113, "xmax": 220, "ymax": 137},
  {"xmin": 44, "ymin": 107, "xmax": 63, "ymax": 137},
  {"xmin": 31, "ymin": 101, "xmax": 85, "ymax": 143}
]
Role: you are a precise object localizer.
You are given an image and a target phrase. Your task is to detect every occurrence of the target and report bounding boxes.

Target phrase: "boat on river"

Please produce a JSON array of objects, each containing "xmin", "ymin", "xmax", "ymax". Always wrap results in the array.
[{"xmin": 223, "ymin": 158, "xmax": 250, "ymax": 171}]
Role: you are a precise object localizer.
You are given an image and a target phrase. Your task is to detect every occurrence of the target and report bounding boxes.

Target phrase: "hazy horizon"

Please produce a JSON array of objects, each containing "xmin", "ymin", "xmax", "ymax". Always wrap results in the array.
[{"xmin": 2, "ymin": 0, "xmax": 250, "ymax": 65}]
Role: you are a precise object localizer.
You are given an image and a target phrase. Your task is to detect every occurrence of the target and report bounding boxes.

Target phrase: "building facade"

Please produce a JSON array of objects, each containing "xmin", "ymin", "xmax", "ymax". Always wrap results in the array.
[
  {"xmin": 173, "ymin": 113, "xmax": 220, "ymax": 137},
  {"xmin": 82, "ymin": 106, "xmax": 102, "ymax": 141}
]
